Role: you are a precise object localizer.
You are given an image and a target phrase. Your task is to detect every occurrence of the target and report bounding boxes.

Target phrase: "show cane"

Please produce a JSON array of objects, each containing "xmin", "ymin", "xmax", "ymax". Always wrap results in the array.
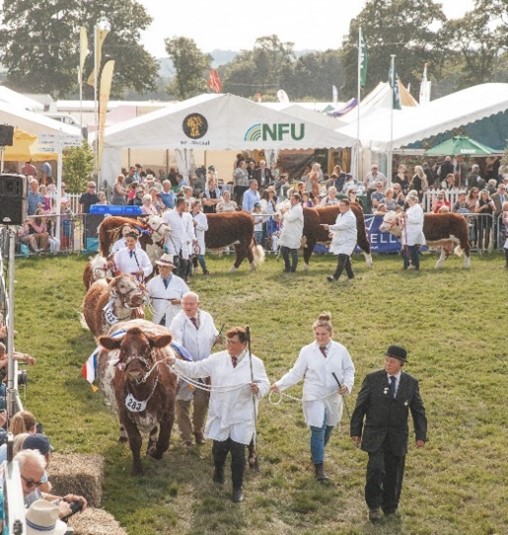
[
  {"xmin": 245, "ymin": 325, "xmax": 259, "ymax": 470},
  {"xmin": 332, "ymin": 372, "xmax": 351, "ymax": 421}
]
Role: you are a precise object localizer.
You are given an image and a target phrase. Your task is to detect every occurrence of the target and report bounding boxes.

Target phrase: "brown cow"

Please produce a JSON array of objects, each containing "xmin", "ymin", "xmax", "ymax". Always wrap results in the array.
[
  {"xmin": 98, "ymin": 320, "xmax": 177, "ymax": 475},
  {"xmin": 206, "ymin": 211, "xmax": 265, "ymax": 271},
  {"xmin": 301, "ymin": 203, "xmax": 373, "ymax": 268},
  {"xmin": 82, "ymin": 275, "xmax": 147, "ymax": 338},
  {"xmin": 380, "ymin": 211, "xmax": 471, "ymax": 268}
]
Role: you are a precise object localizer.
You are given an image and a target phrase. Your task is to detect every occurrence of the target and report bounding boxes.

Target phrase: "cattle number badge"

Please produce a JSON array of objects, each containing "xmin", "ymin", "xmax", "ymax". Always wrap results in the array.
[{"xmin": 125, "ymin": 393, "xmax": 147, "ymax": 413}]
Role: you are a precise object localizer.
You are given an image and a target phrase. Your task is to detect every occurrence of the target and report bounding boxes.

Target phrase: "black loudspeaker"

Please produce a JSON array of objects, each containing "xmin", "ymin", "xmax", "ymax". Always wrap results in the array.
[
  {"xmin": 0, "ymin": 125, "xmax": 14, "ymax": 147},
  {"xmin": 0, "ymin": 174, "xmax": 27, "ymax": 225}
]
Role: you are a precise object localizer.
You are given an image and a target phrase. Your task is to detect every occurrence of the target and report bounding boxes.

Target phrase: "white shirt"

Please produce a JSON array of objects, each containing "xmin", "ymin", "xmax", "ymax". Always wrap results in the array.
[
  {"xmin": 146, "ymin": 274, "xmax": 189, "ymax": 328},
  {"xmin": 192, "ymin": 211, "xmax": 208, "ymax": 255},
  {"xmin": 114, "ymin": 246, "xmax": 153, "ymax": 279},
  {"xmin": 173, "ymin": 349, "xmax": 269, "ymax": 444},
  {"xmin": 274, "ymin": 340, "xmax": 355, "ymax": 427},
  {"xmin": 329, "ymin": 209, "xmax": 357, "ymax": 256},
  {"xmin": 278, "ymin": 202, "xmax": 304, "ymax": 249},
  {"xmin": 163, "ymin": 209, "xmax": 195, "ymax": 259},
  {"xmin": 169, "ymin": 310, "xmax": 219, "ymax": 362}
]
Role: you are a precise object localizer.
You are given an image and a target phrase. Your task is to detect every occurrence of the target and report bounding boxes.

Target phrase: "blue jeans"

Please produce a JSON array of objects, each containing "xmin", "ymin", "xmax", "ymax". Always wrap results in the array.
[{"xmin": 310, "ymin": 419, "xmax": 335, "ymax": 464}]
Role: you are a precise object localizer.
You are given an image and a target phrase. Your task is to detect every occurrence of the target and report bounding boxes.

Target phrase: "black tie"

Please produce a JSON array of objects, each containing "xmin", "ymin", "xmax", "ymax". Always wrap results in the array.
[
  {"xmin": 319, "ymin": 346, "xmax": 327, "ymax": 358},
  {"xmin": 190, "ymin": 317, "xmax": 198, "ymax": 329},
  {"xmin": 388, "ymin": 376, "xmax": 396, "ymax": 398},
  {"xmin": 163, "ymin": 278, "xmax": 169, "ymax": 289},
  {"xmin": 231, "ymin": 356, "xmax": 238, "ymax": 368},
  {"xmin": 129, "ymin": 250, "xmax": 133, "ymax": 258}
]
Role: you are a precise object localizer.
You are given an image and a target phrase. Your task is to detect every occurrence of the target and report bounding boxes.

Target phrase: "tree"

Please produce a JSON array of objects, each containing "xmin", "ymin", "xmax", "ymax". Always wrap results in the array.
[
  {"xmin": 340, "ymin": 0, "xmax": 446, "ymax": 99},
  {"xmin": 63, "ymin": 142, "xmax": 95, "ymax": 194},
  {"xmin": 0, "ymin": 0, "xmax": 159, "ymax": 98},
  {"xmin": 164, "ymin": 37, "xmax": 212, "ymax": 99}
]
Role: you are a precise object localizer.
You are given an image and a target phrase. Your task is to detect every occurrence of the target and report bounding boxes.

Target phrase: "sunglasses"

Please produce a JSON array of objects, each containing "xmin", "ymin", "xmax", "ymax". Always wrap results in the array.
[{"xmin": 21, "ymin": 474, "xmax": 44, "ymax": 488}]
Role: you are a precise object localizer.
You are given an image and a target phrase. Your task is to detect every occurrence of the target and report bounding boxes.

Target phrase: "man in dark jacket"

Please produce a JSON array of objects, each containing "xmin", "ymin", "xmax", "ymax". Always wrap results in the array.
[{"xmin": 350, "ymin": 345, "xmax": 427, "ymax": 523}]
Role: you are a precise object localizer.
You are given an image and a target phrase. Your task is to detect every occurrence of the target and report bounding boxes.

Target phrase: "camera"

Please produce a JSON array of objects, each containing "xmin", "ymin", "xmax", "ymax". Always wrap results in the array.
[
  {"xmin": 17, "ymin": 369, "xmax": 27, "ymax": 386},
  {"xmin": 61, "ymin": 500, "xmax": 83, "ymax": 522}
]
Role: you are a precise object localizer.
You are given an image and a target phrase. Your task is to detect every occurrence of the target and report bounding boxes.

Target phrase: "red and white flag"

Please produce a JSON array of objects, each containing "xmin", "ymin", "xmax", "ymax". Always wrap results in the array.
[{"xmin": 208, "ymin": 69, "xmax": 222, "ymax": 93}]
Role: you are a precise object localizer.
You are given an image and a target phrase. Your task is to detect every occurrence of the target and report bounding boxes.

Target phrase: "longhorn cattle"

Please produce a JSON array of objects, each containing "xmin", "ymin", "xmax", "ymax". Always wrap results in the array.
[
  {"xmin": 380, "ymin": 211, "xmax": 471, "ymax": 268},
  {"xmin": 82, "ymin": 275, "xmax": 147, "ymax": 338},
  {"xmin": 98, "ymin": 214, "xmax": 170, "ymax": 263},
  {"xmin": 97, "ymin": 320, "xmax": 177, "ymax": 475},
  {"xmin": 301, "ymin": 204, "xmax": 373, "ymax": 269},
  {"xmin": 83, "ymin": 253, "xmax": 116, "ymax": 289},
  {"xmin": 206, "ymin": 211, "xmax": 265, "ymax": 271}
]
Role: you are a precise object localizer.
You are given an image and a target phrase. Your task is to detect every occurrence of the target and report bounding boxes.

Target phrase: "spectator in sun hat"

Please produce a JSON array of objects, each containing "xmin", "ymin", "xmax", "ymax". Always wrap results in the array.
[{"xmin": 25, "ymin": 499, "xmax": 68, "ymax": 535}]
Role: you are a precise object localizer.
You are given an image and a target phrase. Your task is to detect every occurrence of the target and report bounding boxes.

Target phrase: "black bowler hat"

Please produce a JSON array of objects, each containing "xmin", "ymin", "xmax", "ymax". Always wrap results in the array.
[{"xmin": 385, "ymin": 345, "xmax": 408, "ymax": 363}]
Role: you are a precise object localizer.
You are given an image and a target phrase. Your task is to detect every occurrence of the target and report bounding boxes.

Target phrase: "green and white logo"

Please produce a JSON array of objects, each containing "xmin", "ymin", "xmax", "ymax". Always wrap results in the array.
[{"xmin": 244, "ymin": 123, "xmax": 305, "ymax": 142}]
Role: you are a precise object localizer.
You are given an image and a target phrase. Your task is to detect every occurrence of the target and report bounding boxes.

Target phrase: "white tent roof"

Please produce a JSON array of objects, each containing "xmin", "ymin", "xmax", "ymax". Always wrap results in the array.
[
  {"xmin": 261, "ymin": 102, "xmax": 347, "ymax": 129},
  {"xmin": 337, "ymin": 83, "xmax": 508, "ymax": 151},
  {"xmin": 0, "ymin": 100, "xmax": 81, "ymax": 137},
  {"xmin": 0, "ymin": 86, "xmax": 44, "ymax": 111},
  {"xmin": 103, "ymin": 93, "xmax": 356, "ymax": 150}
]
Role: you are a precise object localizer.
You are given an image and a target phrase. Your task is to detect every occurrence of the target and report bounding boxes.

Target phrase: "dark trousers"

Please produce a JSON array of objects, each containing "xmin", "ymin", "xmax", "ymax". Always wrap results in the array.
[
  {"xmin": 365, "ymin": 443, "xmax": 406, "ymax": 513},
  {"xmin": 504, "ymin": 247, "xmax": 508, "ymax": 267},
  {"xmin": 212, "ymin": 438, "xmax": 246, "ymax": 491},
  {"xmin": 333, "ymin": 253, "xmax": 354, "ymax": 280},
  {"xmin": 280, "ymin": 246, "xmax": 298, "ymax": 272},
  {"xmin": 403, "ymin": 245, "xmax": 420, "ymax": 269}
]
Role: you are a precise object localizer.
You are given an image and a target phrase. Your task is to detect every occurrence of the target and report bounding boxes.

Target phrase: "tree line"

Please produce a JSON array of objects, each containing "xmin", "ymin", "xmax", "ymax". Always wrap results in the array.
[{"xmin": 0, "ymin": 0, "xmax": 507, "ymax": 102}]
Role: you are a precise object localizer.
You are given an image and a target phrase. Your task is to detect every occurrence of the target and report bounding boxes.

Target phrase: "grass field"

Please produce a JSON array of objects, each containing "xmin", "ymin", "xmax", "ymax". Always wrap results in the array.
[{"xmin": 11, "ymin": 250, "xmax": 508, "ymax": 535}]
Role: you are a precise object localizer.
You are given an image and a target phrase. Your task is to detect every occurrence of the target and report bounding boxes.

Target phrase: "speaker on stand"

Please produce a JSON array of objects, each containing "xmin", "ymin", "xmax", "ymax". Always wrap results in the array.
[{"xmin": 0, "ymin": 174, "xmax": 27, "ymax": 226}]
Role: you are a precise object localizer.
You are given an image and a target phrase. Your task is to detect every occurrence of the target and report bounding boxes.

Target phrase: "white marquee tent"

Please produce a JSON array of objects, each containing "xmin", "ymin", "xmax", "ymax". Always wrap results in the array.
[{"xmin": 337, "ymin": 83, "xmax": 508, "ymax": 152}]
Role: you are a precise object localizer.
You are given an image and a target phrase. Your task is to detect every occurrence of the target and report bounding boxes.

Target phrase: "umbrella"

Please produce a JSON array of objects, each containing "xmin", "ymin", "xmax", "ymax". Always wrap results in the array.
[{"xmin": 425, "ymin": 135, "xmax": 498, "ymax": 156}]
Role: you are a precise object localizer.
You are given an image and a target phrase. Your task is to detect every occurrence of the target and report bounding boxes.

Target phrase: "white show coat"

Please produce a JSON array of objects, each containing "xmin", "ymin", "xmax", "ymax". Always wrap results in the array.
[
  {"xmin": 328, "ymin": 209, "xmax": 357, "ymax": 255},
  {"xmin": 114, "ymin": 246, "xmax": 153, "ymax": 279},
  {"xmin": 274, "ymin": 340, "xmax": 355, "ymax": 427},
  {"xmin": 192, "ymin": 211, "xmax": 208, "ymax": 255},
  {"xmin": 278, "ymin": 202, "xmax": 304, "ymax": 249},
  {"xmin": 146, "ymin": 274, "xmax": 189, "ymax": 328},
  {"xmin": 169, "ymin": 310, "xmax": 218, "ymax": 362},
  {"xmin": 172, "ymin": 350, "xmax": 269, "ymax": 444},
  {"xmin": 403, "ymin": 203, "xmax": 425, "ymax": 246},
  {"xmin": 163, "ymin": 209, "xmax": 195, "ymax": 259}
]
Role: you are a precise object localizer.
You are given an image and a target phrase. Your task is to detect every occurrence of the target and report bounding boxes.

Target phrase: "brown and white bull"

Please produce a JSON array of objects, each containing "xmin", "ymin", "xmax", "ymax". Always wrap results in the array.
[
  {"xmin": 97, "ymin": 320, "xmax": 177, "ymax": 475},
  {"xmin": 380, "ymin": 210, "xmax": 471, "ymax": 268},
  {"xmin": 83, "ymin": 253, "xmax": 116, "ymax": 289},
  {"xmin": 98, "ymin": 214, "xmax": 170, "ymax": 264},
  {"xmin": 82, "ymin": 275, "xmax": 147, "ymax": 338}
]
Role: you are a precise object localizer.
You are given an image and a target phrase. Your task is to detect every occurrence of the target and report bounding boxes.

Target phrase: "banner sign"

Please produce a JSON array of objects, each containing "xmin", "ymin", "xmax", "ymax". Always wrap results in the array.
[{"xmin": 361, "ymin": 214, "xmax": 400, "ymax": 253}]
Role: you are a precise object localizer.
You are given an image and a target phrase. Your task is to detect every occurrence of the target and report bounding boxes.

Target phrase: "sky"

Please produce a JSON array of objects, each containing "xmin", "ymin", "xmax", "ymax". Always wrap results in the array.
[{"xmin": 137, "ymin": 0, "xmax": 474, "ymax": 58}]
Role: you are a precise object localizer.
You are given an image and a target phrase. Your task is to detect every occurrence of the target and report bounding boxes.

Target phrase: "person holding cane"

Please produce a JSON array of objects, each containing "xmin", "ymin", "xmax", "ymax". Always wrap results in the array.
[
  {"xmin": 169, "ymin": 326, "xmax": 269, "ymax": 503},
  {"xmin": 270, "ymin": 312, "xmax": 355, "ymax": 482}
]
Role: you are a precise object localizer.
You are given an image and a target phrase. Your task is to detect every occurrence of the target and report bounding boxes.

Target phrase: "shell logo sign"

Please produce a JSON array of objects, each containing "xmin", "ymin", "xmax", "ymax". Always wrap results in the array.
[{"xmin": 244, "ymin": 123, "xmax": 305, "ymax": 142}]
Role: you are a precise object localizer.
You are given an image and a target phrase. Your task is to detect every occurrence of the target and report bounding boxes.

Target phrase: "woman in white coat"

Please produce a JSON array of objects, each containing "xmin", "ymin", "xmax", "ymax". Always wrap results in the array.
[
  {"xmin": 191, "ymin": 200, "xmax": 210, "ymax": 275},
  {"xmin": 170, "ymin": 326, "xmax": 269, "ymax": 503},
  {"xmin": 271, "ymin": 312, "xmax": 355, "ymax": 481},
  {"xmin": 278, "ymin": 193, "xmax": 304, "ymax": 273},
  {"xmin": 322, "ymin": 198, "xmax": 357, "ymax": 282},
  {"xmin": 400, "ymin": 193, "xmax": 425, "ymax": 270}
]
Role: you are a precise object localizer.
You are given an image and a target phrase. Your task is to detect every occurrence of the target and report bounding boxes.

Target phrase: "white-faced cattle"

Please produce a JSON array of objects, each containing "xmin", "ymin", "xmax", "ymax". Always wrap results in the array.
[{"xmin": 98, "ymin": 320, "xmax": 177, "ymax": 475}]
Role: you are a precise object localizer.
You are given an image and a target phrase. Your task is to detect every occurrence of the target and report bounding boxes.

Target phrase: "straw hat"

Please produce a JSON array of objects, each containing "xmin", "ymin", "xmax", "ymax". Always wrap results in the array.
[{"xmin": 155, "ymin": 253, "xmax": 175, "ymax": 267}]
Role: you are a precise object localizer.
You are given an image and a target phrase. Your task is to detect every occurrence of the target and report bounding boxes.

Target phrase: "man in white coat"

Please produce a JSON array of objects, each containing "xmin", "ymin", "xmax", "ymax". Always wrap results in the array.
[
  {"xmin": 146, "ymin": 254, "xmax": 189, "ymax": 329},
  {"xmin": 169, "ymin": 326, "xmax": 269, "ymax": 503},
  {"xmin": 278, "ymin": 193, "xmax": 304, "ymax": 273},
  {"xmin": 322, "ymin": 198, "xmax": 358, "ymax": 282},
  {"xmin": 191, "ymin": 200, "xmax": 209, "ymax": 275},
  {"xmin": 163, "ymin": 197, "xmax": 196, "ymax": 281},
  {"xmin": 399, "ymin": 193, "xmax": 425, "ymax": 270},
  {"xmin": 271, "ymin": 312, "xmax": 355, "ymax": 482},
  {"xmin": 169, "ymin": 292, "xmax": 220, "ymax": 447}
]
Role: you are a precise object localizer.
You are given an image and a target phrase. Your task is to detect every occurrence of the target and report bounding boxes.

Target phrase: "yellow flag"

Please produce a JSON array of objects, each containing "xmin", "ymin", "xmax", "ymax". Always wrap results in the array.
[
  {"xmin": 97, "ymin": 59, "xmax": 115, "ymax": 168},
  {"xmin": 86, "ymin": 28, "xmax": 109, "ymax": 87}
]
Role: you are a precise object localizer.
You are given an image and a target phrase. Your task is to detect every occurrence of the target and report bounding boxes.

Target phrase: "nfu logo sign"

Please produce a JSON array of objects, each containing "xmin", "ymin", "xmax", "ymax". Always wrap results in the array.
[{"xmin": 244, "ymin": 123, "xmax": 305, "ymax": 142}]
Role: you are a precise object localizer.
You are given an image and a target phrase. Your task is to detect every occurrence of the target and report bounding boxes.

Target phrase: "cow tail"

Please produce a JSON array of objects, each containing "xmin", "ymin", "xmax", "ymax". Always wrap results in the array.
[{"xmin": 251, "ymin": 238, "xmax": 265, "ymax": 264}]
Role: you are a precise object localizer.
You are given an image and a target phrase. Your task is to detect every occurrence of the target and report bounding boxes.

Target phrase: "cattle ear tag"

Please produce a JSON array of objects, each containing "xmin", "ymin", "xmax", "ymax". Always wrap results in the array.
[
  {"xmin": 125, "ymin": 393, "xmax": 147, "ymax": 412},
  {"xmin": 117, "ymin": 362, "xmax": 125, "ymax": 371}
]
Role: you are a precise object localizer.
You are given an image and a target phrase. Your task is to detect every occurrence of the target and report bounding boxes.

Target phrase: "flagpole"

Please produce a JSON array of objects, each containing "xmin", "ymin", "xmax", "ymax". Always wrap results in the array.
[
  {"xmin": 356, "ymin": 28, "xmax": 362, "ymax": 181},
  {"xmin": 388, "ymin": 54, "xmax": 395, "ymax": 186},
  {"xmin": 93, "ymin": 23, "xmax": 99, "ymax": 182}
]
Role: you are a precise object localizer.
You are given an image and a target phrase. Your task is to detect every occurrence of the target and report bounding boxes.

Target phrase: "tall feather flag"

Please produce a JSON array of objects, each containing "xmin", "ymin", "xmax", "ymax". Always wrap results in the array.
[
  {"xmin": 78, "ymin": 27, "xmax": 89, "ymax": 84},
  {"xmin": 419, "ymin": 63, "xmax": 431, "ymax": 105},
  {"xmin": 388, "ymin": 56, "xmax": 402, "ymax": 110},
  {"xmin": 97, "ymin": 59, "xmax": 115, "ymax": 169},
  {"xmin": 359, "ymin": 28, "xmax": 368, "ymax": 88},
  {"xmin": 208, "ymin": 68, "xmax": 222, "ymax": 93},
  {"xmin": 87, "ymin": 27, "xmax": 109, "ymax": 87}
]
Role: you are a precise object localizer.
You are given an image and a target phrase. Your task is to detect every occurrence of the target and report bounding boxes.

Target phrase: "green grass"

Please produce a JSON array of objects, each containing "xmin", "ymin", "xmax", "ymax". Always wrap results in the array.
[{"xmin": 12, "ymin": 251, "xmax": 508, "ymax": 534}]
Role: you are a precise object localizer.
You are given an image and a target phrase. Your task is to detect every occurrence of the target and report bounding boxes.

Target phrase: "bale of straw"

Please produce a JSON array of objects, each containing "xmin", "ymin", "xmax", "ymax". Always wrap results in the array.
[
  {"xmin": 68, "ymin": 507, "xmax": 128, "ymax": 535},
  {"xmin": 48, "ymin": 453, "xmax": 104, "ymax": 507}
]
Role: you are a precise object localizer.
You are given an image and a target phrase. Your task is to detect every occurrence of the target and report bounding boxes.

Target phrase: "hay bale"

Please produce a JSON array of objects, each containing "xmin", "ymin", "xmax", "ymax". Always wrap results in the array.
[
  {"xmin": 48, "ymin": 453, "xmax": 104, "ymax": 507},
  {"xmin": 68, "ymin": 507, "xmax": 127, "ymax": 535}
]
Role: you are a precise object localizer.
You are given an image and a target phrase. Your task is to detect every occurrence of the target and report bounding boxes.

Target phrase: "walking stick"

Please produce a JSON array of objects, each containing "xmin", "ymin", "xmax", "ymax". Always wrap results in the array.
[
  {"xmin": 331, "ymin": 372, "xmax": 351, "ymax": 421},
  {"xmin": 245, "ymin": 325, "xmax": 259, "ymax": 471}
]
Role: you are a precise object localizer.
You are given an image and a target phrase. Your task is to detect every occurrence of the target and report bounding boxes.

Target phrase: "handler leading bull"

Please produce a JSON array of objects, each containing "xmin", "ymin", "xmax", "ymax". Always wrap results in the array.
[{"xmin": 168, "ymin": 326, "xmax": 269, "ymax": 503}]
